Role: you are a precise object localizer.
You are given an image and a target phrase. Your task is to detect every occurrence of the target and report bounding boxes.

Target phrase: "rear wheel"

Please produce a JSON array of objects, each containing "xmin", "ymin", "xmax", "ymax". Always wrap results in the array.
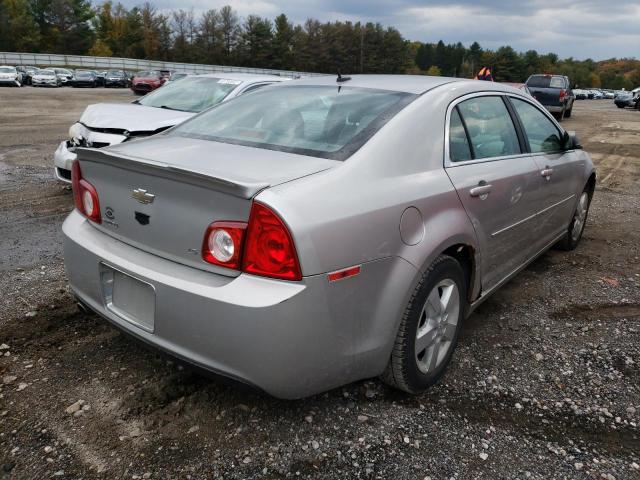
[
  {"xmin": 382, "ymin": 255, "xmax": 466, "ymax": 393},
  {"xmin": 557, "ymin": 189, "xmax": 590, "ymax": 251},
  {"xmin": 564, "ymin": 105, "xmax": 572, "ymax": 118}
]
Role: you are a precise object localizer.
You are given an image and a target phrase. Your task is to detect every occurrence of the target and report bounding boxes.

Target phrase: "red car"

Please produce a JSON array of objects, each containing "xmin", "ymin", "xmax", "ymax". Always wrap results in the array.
[{"xmin": 131, "ymin": 70, "xmax": 165, "ymax": 95}]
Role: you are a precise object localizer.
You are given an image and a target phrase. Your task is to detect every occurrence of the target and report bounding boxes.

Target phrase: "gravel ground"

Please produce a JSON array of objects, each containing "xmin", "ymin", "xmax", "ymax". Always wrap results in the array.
[{"xmin": 0, "ymin": 87, "xmax": 639, "ymax": 480}]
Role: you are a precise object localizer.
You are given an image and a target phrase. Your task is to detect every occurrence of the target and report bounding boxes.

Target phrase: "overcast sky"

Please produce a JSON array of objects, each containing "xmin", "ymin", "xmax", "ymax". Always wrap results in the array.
[{"xmin": 129, "ymin": 0, "xmax": 640, "ymax": 60}]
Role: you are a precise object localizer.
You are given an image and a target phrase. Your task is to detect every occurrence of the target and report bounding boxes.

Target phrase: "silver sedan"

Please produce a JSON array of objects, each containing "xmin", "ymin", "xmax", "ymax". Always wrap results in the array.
[{"xmin": 63, "ymin": 75, "xmax": 595, "ymax": 398}]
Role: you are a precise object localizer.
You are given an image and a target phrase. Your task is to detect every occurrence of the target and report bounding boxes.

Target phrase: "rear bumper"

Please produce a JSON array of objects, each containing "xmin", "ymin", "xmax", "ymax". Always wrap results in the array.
[
  {"xmin": 63, "ymin": 211, "xmax": 416, "ymax": 398},
  {"xmin": 545, "ymin": 104, "xmax": 565, "ymax": 113}
]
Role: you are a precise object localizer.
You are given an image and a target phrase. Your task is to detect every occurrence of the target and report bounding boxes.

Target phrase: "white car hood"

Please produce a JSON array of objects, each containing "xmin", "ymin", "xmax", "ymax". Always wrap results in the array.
[{"xmin": 79, "ymin": 103, "xmax": 194, "ymax": 133}]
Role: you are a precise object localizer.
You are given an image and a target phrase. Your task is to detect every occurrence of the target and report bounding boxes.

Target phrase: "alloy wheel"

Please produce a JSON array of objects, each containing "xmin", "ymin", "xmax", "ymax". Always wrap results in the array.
[
  {"xmin": 571, "ymin": 192, "xmax": 589, "ymax": 242},
  {"xmin": 415, "ymin": 279, "xmax": 460, "ymax": 374}
]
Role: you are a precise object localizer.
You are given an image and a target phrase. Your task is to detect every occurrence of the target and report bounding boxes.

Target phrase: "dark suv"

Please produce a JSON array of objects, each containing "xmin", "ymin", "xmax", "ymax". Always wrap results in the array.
[{"xmin": 525, "ymin": 74, "xmax": 575, "ymax": 121}]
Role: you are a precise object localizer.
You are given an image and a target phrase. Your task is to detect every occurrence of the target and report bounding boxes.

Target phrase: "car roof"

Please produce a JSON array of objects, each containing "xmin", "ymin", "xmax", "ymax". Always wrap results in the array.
[
  {"xmin": 279, "ymin": 74, "xmax": 465, "ymax": 94},
  {"xmin": 194, "ymin": 72, "xmax": 288, "ymax": 82}
]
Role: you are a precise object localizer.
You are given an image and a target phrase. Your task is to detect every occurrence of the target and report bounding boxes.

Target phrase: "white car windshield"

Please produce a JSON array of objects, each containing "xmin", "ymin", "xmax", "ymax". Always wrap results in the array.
[
  {"xmin": 137, "ymin": 76, "xmax": 241, "ymax": 113},
  {"xmin": 0, "ymin": 67, "xmax": 15, "ymax": 73},
  {"xmin": 171, "ymin": 85, "xmax": 415, "ymax": 160},
  {"xmin": 37, "ymin": 69, "xmax": 55, "ymax": 76}
]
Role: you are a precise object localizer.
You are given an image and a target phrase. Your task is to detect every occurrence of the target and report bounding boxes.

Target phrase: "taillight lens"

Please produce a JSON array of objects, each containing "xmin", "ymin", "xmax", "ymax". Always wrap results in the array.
[
  {"xmin": 202, "ymin": 221, "xmax": 246, "ymax": 269},
  {"xmin": 559, "ymin": 89, "xmax": 566, "ymax": 101},
  {"xmin": 201, "ymin": 202, "xmax": 302, "ymax": 281},
  {"xmin": 71, "ymin": 160, "xmax": 101, "ymax": 223},
  {"xmin": 242, "ymin": 203, "xmax": 302, "ymax": 281}
]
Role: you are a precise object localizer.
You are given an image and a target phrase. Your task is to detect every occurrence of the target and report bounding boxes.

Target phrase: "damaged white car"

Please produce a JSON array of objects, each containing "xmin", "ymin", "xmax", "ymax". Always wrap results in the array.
[{"xmin": 54, "ymin": 73, "xmax": 287, "ymax": 182}]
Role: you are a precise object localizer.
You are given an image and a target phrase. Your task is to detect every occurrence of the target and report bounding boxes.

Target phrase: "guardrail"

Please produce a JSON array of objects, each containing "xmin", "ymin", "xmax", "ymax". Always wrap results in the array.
[{"xmin": 0, "ymin": 52, "xmax": 324, "ymax": 78}]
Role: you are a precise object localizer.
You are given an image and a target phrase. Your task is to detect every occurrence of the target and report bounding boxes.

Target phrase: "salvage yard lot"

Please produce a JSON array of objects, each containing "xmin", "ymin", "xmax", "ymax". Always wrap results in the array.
[{"xmin": 0, "ymin": 87, "xmax": 639, "ymax": 479}]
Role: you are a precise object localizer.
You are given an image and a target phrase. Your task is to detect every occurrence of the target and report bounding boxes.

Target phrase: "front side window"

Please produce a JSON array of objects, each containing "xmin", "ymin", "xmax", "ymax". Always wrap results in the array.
[
  {"xmin": 511, "ymin": 98, "xmax": 563, "ymax": 153},
  {"xmin": 171, "ymin": 85, "xmax": 414, "ymax": 160},
  {"xmin": 456, "ymin": 96, "xmax": 521, "ymax": 160}
]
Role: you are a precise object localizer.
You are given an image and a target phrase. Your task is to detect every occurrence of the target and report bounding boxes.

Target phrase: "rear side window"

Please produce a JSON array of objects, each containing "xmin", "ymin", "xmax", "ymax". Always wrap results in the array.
[
  {"xmin": 511, "ymin": 98, "xmax": 563, "ymax": 153},
  {"xmin": 455, "ymin": 96, "xmax": 521, "ymax": 160},
  {"xmin": 449, "ymin": 108, "xmax": 472, "ymax": 162}
]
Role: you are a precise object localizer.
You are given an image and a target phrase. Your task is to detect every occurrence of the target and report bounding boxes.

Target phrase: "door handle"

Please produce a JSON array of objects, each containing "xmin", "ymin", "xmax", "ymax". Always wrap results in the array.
[
  {"xmin": 469, "ymin": 184, "xmax": 493, "ymax": 197},
  {"xmin": 541, "ymin": 167, "xmax": 554, "ymax": 178}
]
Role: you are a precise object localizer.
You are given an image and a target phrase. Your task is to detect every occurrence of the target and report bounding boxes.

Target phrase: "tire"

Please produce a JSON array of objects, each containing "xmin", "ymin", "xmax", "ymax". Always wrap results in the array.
[
  {"xmin": 564, "ymin": 106, "xmax": 572, "ymax": 118},
  {"xmin": 616, "ymin": 104, "xmax": 625, "ymax": 109},
  {"xmin": 381, "ymin": 255, "xmax": 467, "ymax": 393},
  {"xmin": 557, "ymin": 189, "xmax": 591, "ymax": 251}
]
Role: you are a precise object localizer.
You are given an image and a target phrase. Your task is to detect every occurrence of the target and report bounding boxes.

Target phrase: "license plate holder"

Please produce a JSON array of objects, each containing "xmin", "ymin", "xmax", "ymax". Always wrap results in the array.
[{"xmin": 100, "ymin": 264, "xmax": 155, "ymax": 333}]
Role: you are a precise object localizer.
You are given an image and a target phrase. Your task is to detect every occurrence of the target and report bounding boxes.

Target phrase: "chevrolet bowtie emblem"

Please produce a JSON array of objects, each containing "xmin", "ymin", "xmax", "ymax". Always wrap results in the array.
[{"xmin": 132, "ymin": 188, "xmax": 155, "ymax": 204}]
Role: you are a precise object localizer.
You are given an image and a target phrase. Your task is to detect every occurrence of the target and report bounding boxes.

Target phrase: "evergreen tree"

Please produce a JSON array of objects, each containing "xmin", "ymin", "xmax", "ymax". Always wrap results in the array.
[
  {"xmin": 1, "ymin": 0, "xmax": 40, "ymax": 51},
  {"xmin": 272, "ymin": 13, "xmax": 294, "ymax": 70},
  {"xmin": 240, "ymin": 15, "xmax": 273, "ymax": 68}
]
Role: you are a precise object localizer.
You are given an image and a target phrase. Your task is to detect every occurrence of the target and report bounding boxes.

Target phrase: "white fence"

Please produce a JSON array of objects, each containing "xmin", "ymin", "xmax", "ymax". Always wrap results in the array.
[{"xmin": 0, "ymin": 52, "xmax": 324, "ymax": 78}]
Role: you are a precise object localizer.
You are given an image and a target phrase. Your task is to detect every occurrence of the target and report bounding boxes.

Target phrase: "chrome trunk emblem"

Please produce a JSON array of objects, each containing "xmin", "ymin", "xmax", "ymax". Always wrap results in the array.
[{"xmin": 132, "ymin": 188, "xmax": 155, "ymax": 204}]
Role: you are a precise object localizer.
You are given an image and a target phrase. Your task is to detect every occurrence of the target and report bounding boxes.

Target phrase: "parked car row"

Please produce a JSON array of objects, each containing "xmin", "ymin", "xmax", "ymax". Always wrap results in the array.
[
  {"xmin": 55, "ymin": 73, "xmax": 596, "ymax": 398},
  {"xmin": 0, "ymin": 65, "xmax": 197, "ymax": 90}
]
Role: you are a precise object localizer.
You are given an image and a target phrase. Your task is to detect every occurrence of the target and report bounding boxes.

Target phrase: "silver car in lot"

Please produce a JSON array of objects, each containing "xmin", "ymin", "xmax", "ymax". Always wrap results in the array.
[
  {"xmin": 0, "ymin": 65, "xmax": 23, "ymax": 86},
  {"xmin": 31, "ymin": 68, "xmax": 61, "ymax": 87},
  {"xmin": 63, "ymin": 75, "xmax": 596, "ymax": 398},
  {"xmin": 54, "ymin": 73, "xmax": 287, "ymax": 182}
]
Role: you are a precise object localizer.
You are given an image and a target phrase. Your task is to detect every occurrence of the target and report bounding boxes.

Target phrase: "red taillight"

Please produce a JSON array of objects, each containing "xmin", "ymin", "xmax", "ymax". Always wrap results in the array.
[
  {"xmin": 559, "ymin": 89, "xmax": 566, "ymax": 101},
  {"xmin": 242, "ymin": 203, "xmax": 302, "ymax": 281},
  {"xmin": 71, "ymin": 160, "xmax": 101, "ymax": 223},
  {"xmin": 202, "ymin": 202, "xmax": 302, "ymax": 281},
  {"xmin": 202, "ymin": 221, "xmax": 247, "ymax": 269}
]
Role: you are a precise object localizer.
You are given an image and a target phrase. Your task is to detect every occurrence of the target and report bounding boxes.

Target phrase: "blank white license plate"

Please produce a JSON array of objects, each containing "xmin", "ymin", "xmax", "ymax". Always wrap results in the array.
[{"xmin": 100, "ymin": 265, "xmax": 155, "ymax": 333}]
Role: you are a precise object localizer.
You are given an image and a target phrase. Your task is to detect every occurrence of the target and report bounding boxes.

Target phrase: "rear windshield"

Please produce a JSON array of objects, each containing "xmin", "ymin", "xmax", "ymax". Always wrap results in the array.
[
  {"xmin": 527, "ymin": 75, "xmax": 565, "ymax": 88},
  {"xmin": 138, "ymin": 76, "xmax": 240, "ymax": 113},
  {"xmin": 171, "ymin": 85, "xmax": 415, "ymax": 160}
]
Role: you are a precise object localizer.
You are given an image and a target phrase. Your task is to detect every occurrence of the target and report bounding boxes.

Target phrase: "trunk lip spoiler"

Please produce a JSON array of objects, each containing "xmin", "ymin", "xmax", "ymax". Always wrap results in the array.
[{"xmin": 76, "ymin": 147, "xmax": 270, "ymax": 199}]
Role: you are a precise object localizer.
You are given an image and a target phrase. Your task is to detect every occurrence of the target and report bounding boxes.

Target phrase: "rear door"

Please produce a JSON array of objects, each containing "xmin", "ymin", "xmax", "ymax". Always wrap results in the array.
[
  {"xmin": 445, "ymin": 94, "xmax": 543, "ymax": 291},
  {"xmin": 508, "ymin": 96, "xmax": 583, "ymax": 247}
]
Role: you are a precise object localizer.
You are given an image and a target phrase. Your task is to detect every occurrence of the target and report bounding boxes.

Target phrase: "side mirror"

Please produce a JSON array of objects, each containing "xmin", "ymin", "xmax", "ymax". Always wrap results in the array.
[{"xmin": 563, "ymin": 131, "xmax": 582, "ymax": 150}]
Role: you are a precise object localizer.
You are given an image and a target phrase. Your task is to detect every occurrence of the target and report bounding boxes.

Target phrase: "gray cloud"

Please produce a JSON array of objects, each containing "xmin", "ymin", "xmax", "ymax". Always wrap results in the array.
[{"xmin": 117, "ymin": 0, "xmax": 640, "ymax": 60}]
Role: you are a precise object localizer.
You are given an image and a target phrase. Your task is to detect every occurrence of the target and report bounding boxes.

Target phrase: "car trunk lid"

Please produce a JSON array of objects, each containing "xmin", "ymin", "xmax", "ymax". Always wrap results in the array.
[{"xmin": 76, "ymin": 136, "xmax": 336, "ymax": 276}]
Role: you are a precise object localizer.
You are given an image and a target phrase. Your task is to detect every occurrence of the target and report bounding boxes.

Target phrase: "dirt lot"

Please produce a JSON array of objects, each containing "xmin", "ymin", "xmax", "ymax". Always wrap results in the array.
[{"xmin": 0, "ymin": 87, "xmax": 639, "ymax": 480}]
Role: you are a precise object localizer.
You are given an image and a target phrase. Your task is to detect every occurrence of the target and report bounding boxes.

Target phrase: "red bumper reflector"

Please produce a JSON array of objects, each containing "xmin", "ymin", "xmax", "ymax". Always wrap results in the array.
[{"xmin": 328, "ymin": 265, "xmax": 361, "ymax": 282}]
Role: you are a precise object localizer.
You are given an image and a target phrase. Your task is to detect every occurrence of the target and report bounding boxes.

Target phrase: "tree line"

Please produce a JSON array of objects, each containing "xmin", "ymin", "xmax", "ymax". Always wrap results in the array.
[{"xmin": 1, "ymin": 0, "xmax": 639, "ymax": 88}]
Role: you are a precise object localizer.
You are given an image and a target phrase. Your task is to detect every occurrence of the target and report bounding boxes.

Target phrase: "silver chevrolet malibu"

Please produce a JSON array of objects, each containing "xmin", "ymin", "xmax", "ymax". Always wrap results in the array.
[{"xmin": 63, "ymin": 75, "xmax": 596, "ymax": 398}]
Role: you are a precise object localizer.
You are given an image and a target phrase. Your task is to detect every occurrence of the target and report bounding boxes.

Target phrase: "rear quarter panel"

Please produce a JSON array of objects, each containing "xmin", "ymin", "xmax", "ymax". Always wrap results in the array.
[{"xmin": 258, "ymin": 83, "xmax": 484, "ymax": 365}]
